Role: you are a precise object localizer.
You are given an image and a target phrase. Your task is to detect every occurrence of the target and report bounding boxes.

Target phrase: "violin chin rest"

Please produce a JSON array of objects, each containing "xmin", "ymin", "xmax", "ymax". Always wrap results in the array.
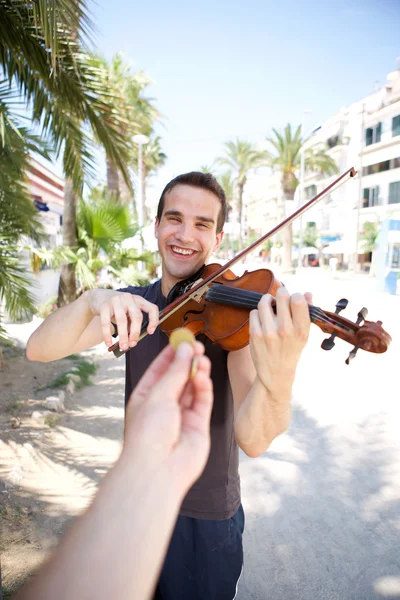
[{"xmin": 166, "ymin": 265, "xmax": 206, "ymax": 304}]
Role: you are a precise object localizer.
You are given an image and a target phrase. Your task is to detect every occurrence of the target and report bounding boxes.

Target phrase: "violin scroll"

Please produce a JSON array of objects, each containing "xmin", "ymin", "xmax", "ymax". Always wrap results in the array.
[{"xmin": 318, "ymin": 298, "xmax": 391, "ymax": 364}]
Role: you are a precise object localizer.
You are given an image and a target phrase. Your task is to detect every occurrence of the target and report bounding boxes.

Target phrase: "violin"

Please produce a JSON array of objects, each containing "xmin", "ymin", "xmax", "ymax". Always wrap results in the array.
[{"xmin": 108, "ymin": 167, "xmax": 392, "ymax": 363}]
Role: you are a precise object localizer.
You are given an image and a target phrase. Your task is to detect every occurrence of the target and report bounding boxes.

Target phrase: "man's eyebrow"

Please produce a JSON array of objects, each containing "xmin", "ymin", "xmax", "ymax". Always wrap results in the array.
[
  {"xmin": 164, "ymin": 210, "xmax": 183, "ymax": 217},
  {"xmin": 196, "ymin": 216, "xmax": 215, "ymax": 224},
  {"xmin": 164, "ymin": 210, "xmax": 215, "ymax": 224}
]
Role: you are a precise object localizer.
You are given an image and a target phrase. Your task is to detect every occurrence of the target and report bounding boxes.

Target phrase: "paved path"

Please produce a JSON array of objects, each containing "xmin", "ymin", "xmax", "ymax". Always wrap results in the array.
[{"xmin": 237, "ymin": 269, "xmax": 400, "ymax": 599}]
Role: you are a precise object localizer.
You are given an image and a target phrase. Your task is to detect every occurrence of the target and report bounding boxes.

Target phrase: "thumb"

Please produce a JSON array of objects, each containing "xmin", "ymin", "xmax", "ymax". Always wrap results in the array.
[{"xmin": 149, "ymin": 342, "xmax": 194, "ymax": 406}]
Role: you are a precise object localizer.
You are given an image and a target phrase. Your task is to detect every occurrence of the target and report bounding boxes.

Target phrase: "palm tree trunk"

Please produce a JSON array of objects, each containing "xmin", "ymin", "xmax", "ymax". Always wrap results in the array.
[
  {"xmin": 119, "ymin": 170, "xmax": 131, "ymax": 205},
  {"xmin": 277, "ymin": 187, "xmax": 295, "ymax": 274},
  {"xmin": 106, "ymin": 155, "xmax": 120, "ymax": 200},
  {"xmin": 238, "ymin": 181, "xmax": 244, "ymax": 251},
  {"xmin": 58, "ymin": 179, "xmax": 77, "ymax": 306},
  {"xmin": 282, "ymin": 221, "xmax": 293, "ymax": 274}
]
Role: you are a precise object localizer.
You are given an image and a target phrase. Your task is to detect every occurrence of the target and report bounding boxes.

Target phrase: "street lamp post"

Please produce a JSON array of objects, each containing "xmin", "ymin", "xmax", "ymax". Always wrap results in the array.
[
  {"xmin": 132, "ymin": 134, "xmax": 149, "ymax": 269},
  {"xmin": 132, "ymin": 134, "xmax": 150, "ymax": 231},
  {"xmin": 298, "ymin": 109, "xmax": 312, "ymax": 269}
]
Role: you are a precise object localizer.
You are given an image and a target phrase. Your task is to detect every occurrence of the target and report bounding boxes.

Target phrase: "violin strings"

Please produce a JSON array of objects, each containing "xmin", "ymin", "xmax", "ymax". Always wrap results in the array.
[{"xmin": 206, "ymin": 285, "xmax": 355, "ymax": 333}]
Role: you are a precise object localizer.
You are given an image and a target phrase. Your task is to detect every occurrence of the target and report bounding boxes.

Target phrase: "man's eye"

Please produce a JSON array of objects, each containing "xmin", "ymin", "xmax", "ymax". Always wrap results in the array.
[
  {"xmin": 169, "ymin": 217, "xmax": 180, "ymax": 222},
  {"xmin": 197, "ymin": 223, "xmax": 208, "ymax": 228}
]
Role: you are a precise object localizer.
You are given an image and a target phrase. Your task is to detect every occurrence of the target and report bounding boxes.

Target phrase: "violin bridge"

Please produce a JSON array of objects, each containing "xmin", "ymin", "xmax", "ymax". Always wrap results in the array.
[{"xmin": 191, "ymin": 283, "xmax": 210, "ymax": 303}]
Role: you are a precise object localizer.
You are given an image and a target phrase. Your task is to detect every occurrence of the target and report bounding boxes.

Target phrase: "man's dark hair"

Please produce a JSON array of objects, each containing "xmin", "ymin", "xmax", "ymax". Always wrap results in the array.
[{"xmin": 156, "ymin": 171, "xmax": 227, "ymax": 233}]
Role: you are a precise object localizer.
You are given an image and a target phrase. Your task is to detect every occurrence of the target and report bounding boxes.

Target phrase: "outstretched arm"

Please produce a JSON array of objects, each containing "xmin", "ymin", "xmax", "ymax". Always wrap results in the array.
[
  {"xmin": 26, "ymin": 289, "xmax": 159, "ymax": 362},
  {"xmin": 16, "ymin": 341, "xmax": 212, "ymax": 600}
]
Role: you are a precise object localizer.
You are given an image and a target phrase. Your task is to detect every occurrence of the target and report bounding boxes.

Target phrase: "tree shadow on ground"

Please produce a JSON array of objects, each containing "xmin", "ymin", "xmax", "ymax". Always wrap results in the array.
[
  {"xmin": 237, "ymin": 405, "xmax": 400, "ymax": 600},
  {"xmin": 0, "ymin": 352, "xmax": 127, "ymax": 595}
]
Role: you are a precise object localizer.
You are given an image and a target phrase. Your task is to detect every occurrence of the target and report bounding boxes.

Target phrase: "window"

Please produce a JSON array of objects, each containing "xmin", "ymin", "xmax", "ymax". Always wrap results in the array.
[
  {"xmin": 362, "ymin": 160, "xmax": 390, "ymax": 176},
  {"xmin": 362, "ymin": 157, "xmax": 400, "ymax": 176},
  {"xmin": 362, "ymin": 186, "xmax": 380, "ymax": 208},
  {"xmin": 393, "ymin": 115, "xmax": 400, "ymax": 137},
  {"xmin": 389, "ymin": 181, "xmax": 400, "ymax": 204},
  {"xmin": 365, "ymin": 123, "xmax": 382, "ymax": 146},
  {"xmin": 327, "ymin": 135, "xmax": 341, "ymax": 149},
  {"xmin": 305, "ymin": 185, "xmax": 317, "ymax": 200},
  {"xmin": 391, "ymin": 244, "xmax": 400, "ymax": 268}
]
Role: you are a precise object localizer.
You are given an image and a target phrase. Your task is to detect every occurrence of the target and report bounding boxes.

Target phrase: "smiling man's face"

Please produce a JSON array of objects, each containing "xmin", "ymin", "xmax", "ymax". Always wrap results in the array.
[{"xmin": 155, "ymin": 184, "xmax": 224, "ymax": 296}]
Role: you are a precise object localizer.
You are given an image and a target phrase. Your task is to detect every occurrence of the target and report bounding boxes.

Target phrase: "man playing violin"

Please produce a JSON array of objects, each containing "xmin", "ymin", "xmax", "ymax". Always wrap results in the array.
[{"xmin": 27, "ymin": 171, "xmax": 312, "ymax": 600}]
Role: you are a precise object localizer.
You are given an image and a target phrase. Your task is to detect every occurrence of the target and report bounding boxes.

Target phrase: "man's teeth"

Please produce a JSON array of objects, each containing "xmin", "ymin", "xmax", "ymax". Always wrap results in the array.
[{"xmin": 172, "ymin": 247, "xmax": 194, "ymax": 255}]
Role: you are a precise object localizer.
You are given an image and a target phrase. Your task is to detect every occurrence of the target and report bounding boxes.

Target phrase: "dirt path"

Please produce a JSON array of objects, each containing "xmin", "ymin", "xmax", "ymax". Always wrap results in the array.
[{"xmin": 0, "ymin": 336, "xmax": 125, "ymax": 596}]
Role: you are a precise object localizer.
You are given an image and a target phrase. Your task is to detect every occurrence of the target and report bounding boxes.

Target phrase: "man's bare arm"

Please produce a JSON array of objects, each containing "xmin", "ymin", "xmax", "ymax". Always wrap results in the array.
[
  {"xmin": 26, "ymin": 289, "xmax": 160, "ymax": 363},
  {"xmin": 228, "ymin": 289, "xmax": 311, "ymax": 458},
  {"xmin": 15, "ymin": 343, "xmax": 213, "ymax": 600}
]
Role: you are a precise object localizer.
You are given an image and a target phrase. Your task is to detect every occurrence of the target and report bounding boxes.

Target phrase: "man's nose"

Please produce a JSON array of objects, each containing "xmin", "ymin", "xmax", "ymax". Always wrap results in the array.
[{"xmin": 176, "ymin": 223, "xmax": 194, "ymax": 244}]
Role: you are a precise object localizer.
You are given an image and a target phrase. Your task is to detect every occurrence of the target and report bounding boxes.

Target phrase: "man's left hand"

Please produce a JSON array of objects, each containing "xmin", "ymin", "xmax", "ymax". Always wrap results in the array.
[{"xmin": 249, "ymin": 287, "xmax": 312, "ymax": 394}]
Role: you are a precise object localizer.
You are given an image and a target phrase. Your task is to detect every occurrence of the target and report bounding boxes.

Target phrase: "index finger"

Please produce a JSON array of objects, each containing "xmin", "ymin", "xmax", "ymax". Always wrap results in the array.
[
  {"xmin": 131, "ymin": 296, "xmax": 160, "ymax": 335},
  {"xmin": 99, "ymin": 301, "xmax": 113, "ymax": 348},
  {"xmin": 290, "ymin": 293, "xmax": 311, "ymax": 330}
]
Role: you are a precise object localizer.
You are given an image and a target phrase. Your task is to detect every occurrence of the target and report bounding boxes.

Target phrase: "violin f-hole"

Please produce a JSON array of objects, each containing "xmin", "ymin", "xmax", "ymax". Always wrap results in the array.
[{"xmin": 183, "ymin": 307, "xmax": 206, "ymax": 322}]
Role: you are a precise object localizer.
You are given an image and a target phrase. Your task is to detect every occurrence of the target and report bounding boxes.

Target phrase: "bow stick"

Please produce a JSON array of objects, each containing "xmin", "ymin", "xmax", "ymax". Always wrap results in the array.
[{"xmin": 109, "ymin": 167, "xmax": 357, "ymax": 356}]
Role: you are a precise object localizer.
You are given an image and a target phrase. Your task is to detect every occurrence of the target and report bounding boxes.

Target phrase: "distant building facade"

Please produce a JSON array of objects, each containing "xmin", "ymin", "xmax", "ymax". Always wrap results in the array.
[
  {"xmin": 245, "ymin": 67, "xmax": 400, "ymax": 278},
  {"xmin": 26, "ymin": 157, "xmax": 64, "ymax": 245},
  {"xmin": 25, "ymin": 158, "xmax": 65, "ymax": 307}
]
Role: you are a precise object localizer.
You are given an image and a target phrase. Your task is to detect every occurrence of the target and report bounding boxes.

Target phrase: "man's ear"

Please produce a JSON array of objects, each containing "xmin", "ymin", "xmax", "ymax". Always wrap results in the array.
[
  {"xmin": 154, "ymin": 217, "xmax": 159, "ymax": 238},
  {"xmin": 214, "ymin": 230, "xmax": 224, "ymax": 253}
]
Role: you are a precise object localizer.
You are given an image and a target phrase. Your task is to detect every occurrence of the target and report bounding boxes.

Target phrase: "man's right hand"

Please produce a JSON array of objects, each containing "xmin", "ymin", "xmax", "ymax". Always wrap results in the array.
[{"xmin": 87, "ymin": 289, "xmax": 160, "ymax": 351}]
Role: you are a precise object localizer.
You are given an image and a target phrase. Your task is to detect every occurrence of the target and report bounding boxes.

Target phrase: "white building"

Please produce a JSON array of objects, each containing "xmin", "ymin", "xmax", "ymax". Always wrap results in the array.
[
  {"xmin": 245, "ymin": 67, "xmax": 400, "ymax": 281},
  {"xmin": 298, "ymin": 67, "xmax": 400, "ymax": 273}
]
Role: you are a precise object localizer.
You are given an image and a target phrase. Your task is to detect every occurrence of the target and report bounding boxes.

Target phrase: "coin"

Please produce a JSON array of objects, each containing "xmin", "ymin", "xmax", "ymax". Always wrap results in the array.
[{"xmin": 169, "ymin": 328, "xmax": 197, "ymax": 378}]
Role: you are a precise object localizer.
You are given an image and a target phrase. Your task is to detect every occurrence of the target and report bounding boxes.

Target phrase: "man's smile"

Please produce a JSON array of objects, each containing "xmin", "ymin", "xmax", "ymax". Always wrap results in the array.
[{"xmin": 169, "ymin": 245, "xmax": 198, "ymax": 257}]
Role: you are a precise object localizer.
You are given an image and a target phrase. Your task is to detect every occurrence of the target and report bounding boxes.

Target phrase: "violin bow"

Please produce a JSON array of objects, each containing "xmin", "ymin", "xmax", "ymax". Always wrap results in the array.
[{"xmin": 109, "ymin": 167, "xmax": 357, "ymax": 356}]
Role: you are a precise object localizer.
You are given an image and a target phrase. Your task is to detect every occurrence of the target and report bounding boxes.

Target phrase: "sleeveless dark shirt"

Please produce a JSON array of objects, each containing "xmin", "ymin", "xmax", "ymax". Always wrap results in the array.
[{"xmin": 118, "ymin": 279, "xmax": 241, "ymax": 520}]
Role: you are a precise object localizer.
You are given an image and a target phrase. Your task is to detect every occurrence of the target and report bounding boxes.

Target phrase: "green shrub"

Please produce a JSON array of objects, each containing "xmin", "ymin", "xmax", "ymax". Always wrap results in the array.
[{"xmin": 36, "ymin": 296, "xmax": 58, "ymax": 318}]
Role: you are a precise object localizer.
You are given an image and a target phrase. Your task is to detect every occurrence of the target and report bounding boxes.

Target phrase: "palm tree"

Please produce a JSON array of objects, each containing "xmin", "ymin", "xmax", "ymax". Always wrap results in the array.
[
  {"xmin": 0, "ymin": 2, "xmax": 134, "ymax": 305},
  {"xmin": 217, "ymin": 171, "xmax": 236, "ymax": 217},
  {"xmin": 31, "ymin": 194, "xmax": 153, "ymax": 291},
  {"xmin": 200, "ymin": 164, "xmax": 215, "ymax": 174},
  {"xmin": 216, "ymin": 171, "xmax": 236, "ymax": 257},
  {"xmin": 101, "ymin": 53, "xmax": 162, "ymax": 205},
  {"xmin": 360, "ymin": 221, "xmax": 379, "ymax": 276},
  {"xmin": 217, "ymin": 139, "xmax": 266, "ymax": 249},
  {"xmin": 141, "ymin": 135, "xmax": 167, "ymax": 221},
  {"xmin": 265, "ymin": 124, "xmax": 338, "ymax": 273},
  {"xmin": 0, "ymin": 82, "xmax": 50, "ymax": 337}
]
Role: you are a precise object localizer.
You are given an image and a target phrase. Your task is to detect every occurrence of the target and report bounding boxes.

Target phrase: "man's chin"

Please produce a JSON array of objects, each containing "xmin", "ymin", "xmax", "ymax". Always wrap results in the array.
[{"xmin": 168, "ymin": 263, "xmax": 203, "ymax": 281}]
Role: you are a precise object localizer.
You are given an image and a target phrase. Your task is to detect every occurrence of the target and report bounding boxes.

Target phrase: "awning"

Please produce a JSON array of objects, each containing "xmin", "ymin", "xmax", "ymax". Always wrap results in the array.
[
  {"xmin": 300, "ymin": 246, "xmax": 318, "ymax": 255},
  {"xmin": 33, "ymin": 198, "xmax": 49, "ymax": 212},
  {"xmin": 322, "ymin": 240, "xmax": 347, "ymax": 255}
]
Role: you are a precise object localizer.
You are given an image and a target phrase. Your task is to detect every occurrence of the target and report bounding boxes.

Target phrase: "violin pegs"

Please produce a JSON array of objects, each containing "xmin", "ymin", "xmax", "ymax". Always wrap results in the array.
[
  {"xmin": 345, "ymin": 345, "xmax": 359, "ymax": 365},
  {"xmin": 335, "ymin": 298, "xmax": 349, "ymax": 314},
  {"xmin": 356, "ymin": 307, "xmax": 368, "ymax": 326},
  {"xmin": 321, "ymin": 333, "xmax": 336, "ymax": 351}
]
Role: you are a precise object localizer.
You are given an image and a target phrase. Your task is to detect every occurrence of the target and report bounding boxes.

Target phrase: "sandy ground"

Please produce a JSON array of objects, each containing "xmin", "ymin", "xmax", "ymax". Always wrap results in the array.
[
  {"xmin": 1, "ymin": 269, "xmax": 399, "ymax": 599},
  {"xmin": 0, "ymin": 320, "xmax": 125, "ymax": 596}
]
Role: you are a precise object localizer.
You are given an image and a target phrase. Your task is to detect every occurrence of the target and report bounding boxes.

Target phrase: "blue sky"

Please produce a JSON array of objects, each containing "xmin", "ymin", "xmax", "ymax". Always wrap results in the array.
[{"xmin": 49, "ymin": 0, "xmax": 400, "ymax": 200}]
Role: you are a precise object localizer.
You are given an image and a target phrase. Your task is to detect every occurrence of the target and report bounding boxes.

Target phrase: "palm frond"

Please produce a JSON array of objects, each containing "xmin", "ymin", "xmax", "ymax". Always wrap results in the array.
[
  {"xmin": 0, "ymin": 83, "xmax": 48, "ymax": 242},
  {"xmin": 305, "ymin": 146, "xmax": 338, "ymax": 176},
  {"xmin": 0, "ymin": 4, "xmax": 132, "ymax": 192},
  {"xmin": 0, "ymin": 234, "xmax": 36, "ymax": 320}
]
